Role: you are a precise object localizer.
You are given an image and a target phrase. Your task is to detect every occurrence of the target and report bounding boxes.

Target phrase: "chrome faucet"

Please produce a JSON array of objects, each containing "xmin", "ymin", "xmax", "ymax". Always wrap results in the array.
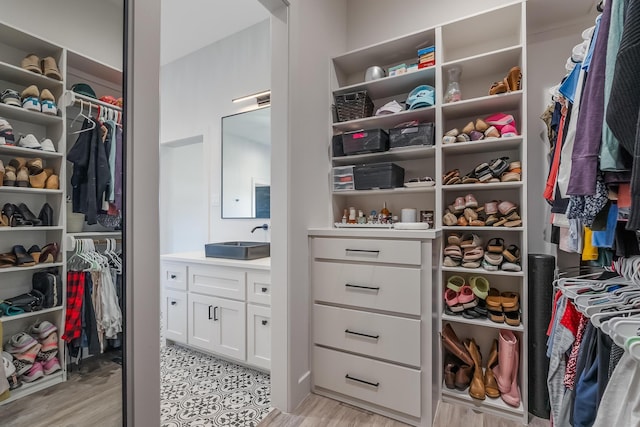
[{"xmin": 251, "ymin": 224, "xmax": 269, "ymax": 233}]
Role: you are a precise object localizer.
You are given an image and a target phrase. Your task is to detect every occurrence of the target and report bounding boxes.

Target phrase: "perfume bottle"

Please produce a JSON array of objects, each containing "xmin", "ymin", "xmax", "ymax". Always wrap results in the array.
[{"xmin": 444, "ymin": 65, "xmax": 462, "ymax": 103}]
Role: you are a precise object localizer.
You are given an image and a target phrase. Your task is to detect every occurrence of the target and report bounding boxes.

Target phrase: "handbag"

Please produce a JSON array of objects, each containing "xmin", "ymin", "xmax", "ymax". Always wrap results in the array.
[
  {"xmin": 32, "ymin": 269, "xmax": 62, "ymax": 308},
  {"xmin": 3, "ymin": 289, "xmax": 45, "ymax": 313}
]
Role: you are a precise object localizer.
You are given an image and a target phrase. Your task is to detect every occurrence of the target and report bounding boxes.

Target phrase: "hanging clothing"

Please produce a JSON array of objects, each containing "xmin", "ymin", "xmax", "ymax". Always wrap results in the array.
[{"xmin": 62, "ymin": 271, "xmax": 85, "ymax": 342}]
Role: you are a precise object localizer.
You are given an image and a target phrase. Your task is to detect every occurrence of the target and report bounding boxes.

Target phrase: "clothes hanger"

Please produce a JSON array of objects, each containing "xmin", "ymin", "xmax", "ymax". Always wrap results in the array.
[
  {"xmin": 607, "ymin": 317, "xmax": 640, "ymax": 347},
  {"xmin": 591, "ymin": 307, "xmax": 640, "ymax": 328},
  {"xmin": 69, "ymin": 99, "xmax": 86, "ymax": 130},
  {"xmin": 71, "ymin": 102, "xmax": 96, "ymax": 134}
]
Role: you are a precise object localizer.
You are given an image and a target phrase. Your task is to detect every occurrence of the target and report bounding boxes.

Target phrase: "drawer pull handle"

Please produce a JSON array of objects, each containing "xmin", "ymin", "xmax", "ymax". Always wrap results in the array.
[
  {"xmin": 345, "ymin": 283, "xmax": 380, "ymax": 291},
  {"xmin": 213, "ymin": 306, "xmax": 219, "ymax": 321},
  {"xmin": 345, "ymin": 374, "xmax": 379, "ymax": 388},
  {"xmin": 170, "ymin": 274, "xmax": 177, "ymax": 279},
  {"xmin": 208, "ymin": 305, "xmax": 213, "ymax": 320},
  {"xmin": 171, "ymin": 301, "xmax": 177, "ymax": 306},
  {"xmin": 261, "ymin": 287, "xmax": 268, "ymax": 293},
  {"xmin": 345, "ymin": 329, "xmax": 379, "ymax": 340},
  {"xmin": 262, "ymin": 320, "xmax": 268, "ymax": 326},
  {"xmin": 345, "ymin": 249, "xmax": 380, "ymax": 257}
]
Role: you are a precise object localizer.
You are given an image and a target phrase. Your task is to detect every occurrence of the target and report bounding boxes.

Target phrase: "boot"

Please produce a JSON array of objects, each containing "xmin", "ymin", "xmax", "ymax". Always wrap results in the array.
[
  {"xmin": 455, "ymin": 364, "xmax": 472, "ymax": 391},
  {"xmin": 444, "ymin": 356, "xmax": 458, "ymax": 389},
  {"xmin": 441, "ymin": 323, "xmax": 474, "ymax": 366},
  {"xmin": 464, "ymin": 338, "xmax": 485, "ymax": 400},
  {"xmin": 492, "ymin": 330, "xmax": 521, "ymax": 407},
  {"xmin": 484, "ymin": 339, "xmax": 500, "ymax": 398}
]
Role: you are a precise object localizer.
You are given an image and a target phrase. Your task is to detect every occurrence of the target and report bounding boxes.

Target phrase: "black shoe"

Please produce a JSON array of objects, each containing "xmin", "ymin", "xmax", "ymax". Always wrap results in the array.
[
  {"xmin": 38, "ymin": 202, "xmax": 53, "ymax": 226},
  {"xmin": 17, "ymin": 203, "xmax": 42, "ymax": 226}
]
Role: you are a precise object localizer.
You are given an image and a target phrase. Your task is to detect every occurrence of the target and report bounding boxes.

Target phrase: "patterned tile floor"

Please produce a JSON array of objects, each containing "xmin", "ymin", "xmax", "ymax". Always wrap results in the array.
[{"xmin": 161, "ymin": 344, "xmax": 272, "ymax": 427}]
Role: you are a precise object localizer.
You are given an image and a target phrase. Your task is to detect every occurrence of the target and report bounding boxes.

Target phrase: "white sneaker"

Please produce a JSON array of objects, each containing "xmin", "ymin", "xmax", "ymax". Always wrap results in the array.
[
  {"xmin": 22, "ymin": 97, "xmax": 41, "ymax": 112},
  {"xmin": 18, "ymin": 134, "xmax": 41, "ymax": 149},
  {"xmin": 40, "ymin": 100, "xmax": 57, "ymax": 115},
  {"xmin": 40, "ymin": 138, "xmax": 56, "ymax": 152}
]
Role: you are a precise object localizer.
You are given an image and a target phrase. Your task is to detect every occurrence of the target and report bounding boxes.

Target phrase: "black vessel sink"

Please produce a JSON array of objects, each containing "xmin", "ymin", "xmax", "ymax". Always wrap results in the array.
[{"xmin": 204, "ymin": 241, "xmax": 270, "ymax": 260}]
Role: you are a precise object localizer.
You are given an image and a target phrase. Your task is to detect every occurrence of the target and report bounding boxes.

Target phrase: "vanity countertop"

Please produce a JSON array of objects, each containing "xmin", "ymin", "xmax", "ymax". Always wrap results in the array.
[{"xmin": 161, "ymin": 251, "xmax": 271, "ymax": 270}]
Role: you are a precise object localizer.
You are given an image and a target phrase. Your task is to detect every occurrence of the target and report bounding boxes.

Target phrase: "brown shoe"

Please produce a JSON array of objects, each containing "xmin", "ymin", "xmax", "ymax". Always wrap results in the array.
[
  {"xmin": 455, "ymin": 364, "xmax": 472, "ymax": 391},
  {"xmin": 39, "ymin": 242, "xmax": 59, "ymax": 264},
  {"xmin": 45, "ymin": 174, "xmax": 59, "ymax": 190},
  {"xmin": 26, "ymin": 158, "xmax": 43, "ymax": 175},
  {"xmin": 485, "ymin": 339, "xmax": 500, "ymax": 398},
  {"xmin": 16, "ymin": 167, "xmax": 29, "ymax": 188},
  {"xmin": 29, "ymin": 170, "xmax": 47, "ymax": 188},
  {"xmin": 444, "ymin": 357, "xmax": 458, "ymax": 389},
  {"xmin": 465, "ymin": 338, "xmax": 486, "ymax": 400},
  {"xmin": 8, "ymin": 157, "xmax": 26, "ymax": 170},
  {"xmin": 441, "ymin": 323, "xmax": 474, "ymax": 366},
  {"xmin": 21, "ymin": 54, "xmax": 42, "ymax": 74},
  {"xmin": 20, "ymin": 85, "xmax": 40, "ymax": 99},
  {"xmin": 506, "ymin": 66, "xmax": 522, "ymax": 92},
  {"xmin": 489, "ymin": 80, "xmax": 508, "ymax": 95},
  {"xmin": 41, "ymin": 57, "xmax": 62, "ymax": 81}
]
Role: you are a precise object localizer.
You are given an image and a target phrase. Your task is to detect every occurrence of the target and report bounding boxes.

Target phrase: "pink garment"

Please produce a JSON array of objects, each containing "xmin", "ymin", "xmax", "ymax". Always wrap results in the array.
[{"xmin": 564, "ymin": 315, "xmax": 588, "ymax": 390}]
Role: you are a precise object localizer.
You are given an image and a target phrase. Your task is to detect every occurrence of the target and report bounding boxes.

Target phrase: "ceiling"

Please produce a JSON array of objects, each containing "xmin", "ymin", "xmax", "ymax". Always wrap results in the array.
[{"xmin": 160, "ymin": 0, "xmax": 270, "ymax": 65}]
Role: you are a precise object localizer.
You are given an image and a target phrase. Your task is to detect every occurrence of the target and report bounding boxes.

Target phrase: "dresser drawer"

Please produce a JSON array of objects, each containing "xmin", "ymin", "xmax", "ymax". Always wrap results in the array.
[
  {"xmin": 247, "ymin": 271, "xmax": 271, "ymax": 306},
  {"xmin": 313, "ymin": 346, "xmax": 421, "ymax": 417},
  {"xmin": 312, "ymin": 238, "xmax": 421, "ymax": 266},
  {"xmin": 312, "ymin": 261, "xmax": 421, "ymax": 315},
  {"xmin": 314, "ymin": 304, "xmax": 420, "ymax": 366},
  {"xmin": 189, "ymin": 265, "xmax": 246, "ymax": 300},
  {"xmin": 162, "ymin": 261, "xmax": 187, "ymax": 291}
]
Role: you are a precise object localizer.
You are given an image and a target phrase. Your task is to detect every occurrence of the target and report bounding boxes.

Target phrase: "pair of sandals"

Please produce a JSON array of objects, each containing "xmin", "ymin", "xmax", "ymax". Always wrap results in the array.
[
  {"xmin": 489, "ymin": 66, "xmax": 522, "ymax": 95},
  {"xmin": 486, "ymin": 290, "xmax": 521, "ymax": 326},
  {"xmin": 482, "ymin": 239, "xmax": 521, "ymax": 271},
  {"xmin": 444, "ymin": 276, "xmax": 490, "ymax": 319},
  {"xmin": 483, "ymin": 200, "xmax": 522, "ymax": 228},
  {"xmin": 443, "ymin": 157, "xmax": 516, "ymax": 186},
  {"xmin": 442, "ymin": 119, "xmax": 501, "ymax": 144},
  {"xmin": 0, "ymin": 243, "xmax": 59, "ymax": 268},
  {"xmin": 444, "ymin": 233, "xmax": 484, "ymax": 267}
]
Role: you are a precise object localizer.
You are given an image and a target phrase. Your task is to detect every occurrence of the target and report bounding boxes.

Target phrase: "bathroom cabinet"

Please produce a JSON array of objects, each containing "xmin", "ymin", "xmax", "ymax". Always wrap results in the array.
[{"xmin": 161, "ymin": 252, "xmax": 271, "ymax": 371}]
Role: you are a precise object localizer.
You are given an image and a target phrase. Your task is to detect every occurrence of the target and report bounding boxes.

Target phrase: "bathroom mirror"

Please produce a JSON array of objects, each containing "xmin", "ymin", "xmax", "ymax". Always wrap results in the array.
[{"xmin": 221, "ymin": 106, "xmax": 271, "ymax": 218}]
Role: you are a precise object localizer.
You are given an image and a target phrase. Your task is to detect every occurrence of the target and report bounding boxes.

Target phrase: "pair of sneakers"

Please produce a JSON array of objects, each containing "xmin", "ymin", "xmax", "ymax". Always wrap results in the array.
[
  {"xmin": 17, "ymin": 85, "xmax": 57, "ymax": 116},
  {"xmin": 0, "ymin": 117, "xmax": 56, "ymax": 152},
  {"xmin": 4, "ymin": 322, "xmax": 61, "ymax": 383}
]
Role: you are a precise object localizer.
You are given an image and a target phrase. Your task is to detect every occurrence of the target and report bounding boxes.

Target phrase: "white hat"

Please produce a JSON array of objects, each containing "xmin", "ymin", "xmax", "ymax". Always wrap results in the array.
[{"xmin": 375, "ymin": 100, "xmax": 404, "ymax": 116}]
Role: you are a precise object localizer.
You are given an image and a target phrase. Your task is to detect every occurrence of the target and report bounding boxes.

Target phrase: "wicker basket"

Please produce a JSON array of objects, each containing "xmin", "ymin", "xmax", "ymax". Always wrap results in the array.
[{"xmin": 334, "ymin": 90, "xmax": 374, "ymax": 122}]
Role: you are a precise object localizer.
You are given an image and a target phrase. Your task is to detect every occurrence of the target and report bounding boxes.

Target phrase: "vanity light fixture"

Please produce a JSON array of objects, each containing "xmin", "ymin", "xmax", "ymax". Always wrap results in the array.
[{"xmin": 232, "ymin": 90, "xmax": 271, "ymax": 106}]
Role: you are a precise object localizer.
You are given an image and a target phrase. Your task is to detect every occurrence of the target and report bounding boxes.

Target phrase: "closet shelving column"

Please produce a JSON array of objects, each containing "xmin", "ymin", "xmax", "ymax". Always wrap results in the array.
[
  {"xmin": 436, "ymin": 2, "xmax": 529, "ymax": 424},
  {"xmin": 0, "ymin": 22, "xmax": 68, "ymax": 403}
]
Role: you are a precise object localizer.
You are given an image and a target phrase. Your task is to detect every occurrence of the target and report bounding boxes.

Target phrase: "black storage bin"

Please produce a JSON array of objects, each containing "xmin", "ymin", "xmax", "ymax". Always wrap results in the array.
[
  {"xmin": 342, "ymin": 129, "xmax": 389, "ymax": 155},
  {"xmin": 332, "ymin": 134, "xmax": 345, "ymax": 157},
  {"xmin": 389, "ymin": 122, "xmax": 435, "ymax": 148},
  {"xmin": 354, "ymin": 163, "xmax": 405, "ymax": 190},
  {"xmin": 334, "ymin": 90, "xmax": 374, "ymax": 122}
]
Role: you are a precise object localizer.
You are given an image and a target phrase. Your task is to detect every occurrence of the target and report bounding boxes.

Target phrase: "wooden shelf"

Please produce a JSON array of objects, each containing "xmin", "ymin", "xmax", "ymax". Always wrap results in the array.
[
  {"xmin": 332, "ymin": 146, "xmax": 435, "ymax": 166},
  {"xmin": 441, "ymin": 136, "xmax": 523, "ymax": 155},
  {"xmin": 442, "ymin": 182, "xmax": 522, "ymax": 191},
  {"xmin": 0, "ymin": 103, "xmax": 62, "ymax": 125},
  {"xmin": 333, "ymin": 187, "xmax": 436, "ymax": 196},
  {"xmin": 442, "ymin": 266, "xmax": 524, "ymax": 277},
  {"xmin": 333, "ymin": 66, "xmax": 435, "ymax": 100},
  {"xmin": 441, "ymin": 91, "xmax": 522, "ymax": 120},
  {"xmin": 0, "ymin": 305, "xmax": 63, "ymax": 322},
  {"xmin": 333, "ymin": 106, "xmax": 436, "ymax": 132},
  {"xmin": 0, "ymin": 262, "xmax": 64, "ymax": 274},
  {"xmin": 0, "ymin": 59, "xmax": 63, "ymax": 91},
  {"xmin": 441, "ymin": 313, "xmax": 523, "ymax": 332},
  {"xmin": 0, "ymin": 144, "xmax": 63, "ymax": 158}
]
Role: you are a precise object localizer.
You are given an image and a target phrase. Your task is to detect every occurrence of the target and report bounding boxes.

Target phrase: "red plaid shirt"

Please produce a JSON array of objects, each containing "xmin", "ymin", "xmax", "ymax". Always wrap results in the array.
[{"xmin": 62, "ymin": 271, "xmax": 85, "ymax": 342}]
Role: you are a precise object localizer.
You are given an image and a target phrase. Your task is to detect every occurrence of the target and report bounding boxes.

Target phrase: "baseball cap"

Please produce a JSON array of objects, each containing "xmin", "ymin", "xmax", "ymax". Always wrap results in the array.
[
  {"xmin": 71, "ymin": 83, "xmax": 97, "ymax": 99},
  {"xmin": 375, "ymin": 100, "xmax": 404, "ymax": 116},
  {"xmin": 406, "ymin": 85, "xmax": 435, "ymax": 110}
]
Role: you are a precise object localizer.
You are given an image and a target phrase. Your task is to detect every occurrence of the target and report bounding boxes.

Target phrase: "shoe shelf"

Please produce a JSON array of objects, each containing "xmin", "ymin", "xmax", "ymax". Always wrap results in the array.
[
  {"xmin": 441, "ymin": 382, "xmax": 524, "ymax": 417},
  {"xmin": 0, "ymin": 262, "xmax": 64, "ymax": 273},
  {"xmin": 1, "ymin": 371, "xmax": 64, "ymax": 405},
  {"xmin": 0, "ymin": 102, "xmax": 62, "ymax": 125},
  {"xmin": 333, "ymin": 186, "xmax": 436, "ymax": 196},
  {"xmin": 0, "ymin": 144, "xmax": 63, "ymax": 158},
  {"xmin": 332, "ymin": 146, "xmax": 436, "ymax": 166},
  {"xmin": 332, "ymin": 106, "xmax": 436, "ymax": 132},
  {"xmin": 441, "ymin": 136, "xmax": 523, "ymax": 155},
  {"xmin": 442, "ymin": 182, "xmax": 523, "ymax": 191},
  {"xmin": 0, "ymin": 187, "xmax": 63, "ymax": 195},
  {"xmin": 333, "ymin": 65, "xmax": 436, "ymax": 100},
  {"xmin": 441, "ymin": 91, "xmax": 522, "ymax": 120},
  {"xmin": 0, "ymin": 226, "xmax": 64, "ymax": 232},
  {"xmin": 0, "ymin": 305, "xmax": 63, "ymax": 323},
  {"xmin": 441, "ymin": 313, "xmax": 523, "ymax": 332},
  {"xmin": 441, "ymin": 45, "xmax": 522, "ymax": 72},
  {"xmin": 441, "ymin": 226, "xmax": 523, "ymax": 232},
  {"xmin": 441, "ymin": 266, "xmax": 524, "ymax": 277},
  {"xmin": 0, "ymin": 60, "xmax": 64, "ymax": 91}
]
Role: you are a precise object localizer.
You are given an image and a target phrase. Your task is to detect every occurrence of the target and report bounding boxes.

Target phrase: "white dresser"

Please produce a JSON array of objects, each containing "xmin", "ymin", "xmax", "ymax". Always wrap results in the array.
[
  {"xmin": 161, "ymin": 252, "xmax": 271, "ymax": 371},
  {"xmin": 308, "ymin": 229, "xmax": 440, "ymax": 426}
]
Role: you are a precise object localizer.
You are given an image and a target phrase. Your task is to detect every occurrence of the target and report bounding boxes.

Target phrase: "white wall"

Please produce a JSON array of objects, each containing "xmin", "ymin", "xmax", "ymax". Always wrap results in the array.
[
  {"xmin": 0, "ymin": 0, "xmax": 123, "ymax": 69},
  {"xmin": 160, "ymin": 20, "xmax": 271, "ymax": 247}
]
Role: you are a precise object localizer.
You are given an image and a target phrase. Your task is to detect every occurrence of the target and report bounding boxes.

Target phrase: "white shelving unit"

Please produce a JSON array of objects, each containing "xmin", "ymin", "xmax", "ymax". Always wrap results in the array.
[
  {"xmin": 320, "ymin": 1, "xmax": 529, "ymax": 424},
  {"xmin": 0, "ymin": 20, "xmax": 122, "ymax": 405}
]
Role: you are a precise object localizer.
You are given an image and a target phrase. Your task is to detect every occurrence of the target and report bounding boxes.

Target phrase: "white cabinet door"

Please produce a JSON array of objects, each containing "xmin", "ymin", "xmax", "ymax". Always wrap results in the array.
[
  {"xmin": 247, "ymin": 304, "xmax": 271, "ymax": 370},
  {"xmin": 187, "ymin": 293, "xmax": 218, "ymax": 352},
  {"xmin": 164, "ymin": 289, "xmax": 187, "ymax": 344},
  {"xmin": 187, "ymin": 293, "xmax": 246, "ymax": 360}
]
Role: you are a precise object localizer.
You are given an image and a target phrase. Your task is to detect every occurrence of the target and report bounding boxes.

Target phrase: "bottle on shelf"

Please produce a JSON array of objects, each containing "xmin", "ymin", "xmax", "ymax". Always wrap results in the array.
[{"xmin": 444, "ymin": 66, "xmax": 462, "ymax": 103}]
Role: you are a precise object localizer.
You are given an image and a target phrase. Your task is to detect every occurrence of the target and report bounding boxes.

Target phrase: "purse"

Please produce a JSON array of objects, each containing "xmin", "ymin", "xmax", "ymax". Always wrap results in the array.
[
  {"xmin": 32, "ymin": 269, "xmax": 62, "ymax": 308},
  {"xmin": 3, "ymin": 289, "xmax": 45, "ymax": 313}
]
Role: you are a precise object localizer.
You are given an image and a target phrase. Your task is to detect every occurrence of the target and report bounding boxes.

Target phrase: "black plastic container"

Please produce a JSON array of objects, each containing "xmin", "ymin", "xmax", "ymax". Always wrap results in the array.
[
  {"xmin": 389, "ymin": 122, "xmax": 435, "ymax": 148},
  {"xmin": 332, "ymin": 134, "xmax": 345, "ymax": 157},
  {"xmin": 342, "ymin": 129, "xmax": 389, "ymax": 155},
  {"xmin": 354, "ymin": 163, "xmax": 405, "ymax": 190}
]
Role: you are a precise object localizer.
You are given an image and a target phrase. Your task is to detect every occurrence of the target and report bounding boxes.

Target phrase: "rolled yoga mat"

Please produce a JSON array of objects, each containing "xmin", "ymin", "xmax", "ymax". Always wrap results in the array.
[{"xmin": 528, "ymin": 253, "xmax": 556, "ymax": 419}]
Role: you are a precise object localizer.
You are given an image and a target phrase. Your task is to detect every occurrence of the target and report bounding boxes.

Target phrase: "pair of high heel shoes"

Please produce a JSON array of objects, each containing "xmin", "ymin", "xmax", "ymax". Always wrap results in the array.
[
  {"xmin": 0, "ymin": 243, "xmax": 59, "ymax": 268},
  {"xmin": 1, "ymin": 202, "xmax": 53, "ymax": 227}
]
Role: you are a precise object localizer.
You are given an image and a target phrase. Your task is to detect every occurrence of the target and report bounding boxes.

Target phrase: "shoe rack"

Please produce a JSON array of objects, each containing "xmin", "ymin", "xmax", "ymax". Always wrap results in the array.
[
  {"xmin": 320, "ymin": 1, "xmax": 528, "ymax": 424},
  {"xmin": 0, "ymin": 21, "xmax": 122, "ymax": 404}
]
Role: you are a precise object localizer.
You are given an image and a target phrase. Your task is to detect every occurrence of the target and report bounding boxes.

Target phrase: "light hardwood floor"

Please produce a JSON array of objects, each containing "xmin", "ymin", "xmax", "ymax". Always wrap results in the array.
[
  {"xmin": 260, "ymin": 394, "xmax": 550, "ymax": 427},
  {"xmin": 2, "ymin": 356, "xmax": 123, "ymax": 427}
]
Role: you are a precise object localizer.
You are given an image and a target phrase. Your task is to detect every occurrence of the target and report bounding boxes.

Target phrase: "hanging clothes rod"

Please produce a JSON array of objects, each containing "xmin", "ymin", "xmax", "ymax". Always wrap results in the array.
[
  {"xmin": 63, "ymin": 90, "xmax": 122, "ymax": 112},
  {"xmin": 66, "ymin": 235, "xmax": 122, "ymax": 249}
]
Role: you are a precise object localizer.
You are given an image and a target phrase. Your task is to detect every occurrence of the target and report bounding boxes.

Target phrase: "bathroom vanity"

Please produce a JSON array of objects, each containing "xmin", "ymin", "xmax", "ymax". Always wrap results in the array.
[{"xmin": 161, "ymin": 252, "xmax": 271, "ymax": 371}]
